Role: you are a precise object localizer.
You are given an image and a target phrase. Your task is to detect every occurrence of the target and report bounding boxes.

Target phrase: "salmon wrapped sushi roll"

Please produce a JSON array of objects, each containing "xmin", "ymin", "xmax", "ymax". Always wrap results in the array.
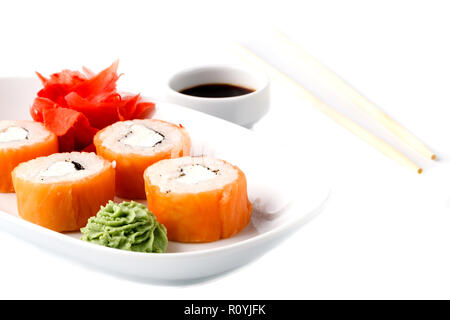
[
  {"xmin": 12, "ymin": 152, "xmax": 115, "ymax": 232},
  {"xmin": 144, "ymin": 156, "xmax": 252, "ymax": 243},
  {"xmin": 94, "ymin": 119, "xmax": 191, "ymax": 199},
  {"xmin": 0, "ymin": 120, "xmax": 58, "ymax": 192}
]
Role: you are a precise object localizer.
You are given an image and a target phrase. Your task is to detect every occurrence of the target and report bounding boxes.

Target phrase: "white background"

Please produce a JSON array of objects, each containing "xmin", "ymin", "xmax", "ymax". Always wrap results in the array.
[{"xmin": 1, "ymin": 0, "xmax": 450, "ymax": 299}]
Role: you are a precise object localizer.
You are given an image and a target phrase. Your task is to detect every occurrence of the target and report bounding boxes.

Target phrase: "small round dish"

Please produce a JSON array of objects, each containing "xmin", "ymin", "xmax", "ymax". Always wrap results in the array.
[{"xmin": 166, "ymin": 65, "xmax": 270, "ymax": 128}]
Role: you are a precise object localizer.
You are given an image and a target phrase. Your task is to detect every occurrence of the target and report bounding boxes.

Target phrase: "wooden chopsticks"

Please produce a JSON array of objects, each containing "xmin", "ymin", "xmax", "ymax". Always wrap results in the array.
[
  {"xmin": 232, "ymin": 41, "xmax": 425, "ymax": 174},
  {"xmin": 274, "ymin": 29, "xmax": 436, "ymax": 161}
]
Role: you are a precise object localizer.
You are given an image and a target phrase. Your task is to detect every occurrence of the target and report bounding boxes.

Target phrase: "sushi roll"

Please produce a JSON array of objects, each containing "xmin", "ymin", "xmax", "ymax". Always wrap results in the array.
[
  {"xmin": 94, "ymin": 119, "xmax": 191, "ymax": 199},
  {"xmin": 144, "ymin": 156, "xmax": 252, "ymax": 243},
  {"xmin": 0, "ymin": 120, "xmax": 58, "ymax": 192},
  {"xmin": 12, "ymin": 152, "xmax": 115, "ymax": 232}
]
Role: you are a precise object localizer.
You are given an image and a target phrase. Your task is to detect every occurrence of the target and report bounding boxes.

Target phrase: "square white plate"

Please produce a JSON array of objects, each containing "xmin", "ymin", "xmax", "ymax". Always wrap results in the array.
[{"xmin": 0, "ymin": 78, "xmax": 330, "ymax": 284}]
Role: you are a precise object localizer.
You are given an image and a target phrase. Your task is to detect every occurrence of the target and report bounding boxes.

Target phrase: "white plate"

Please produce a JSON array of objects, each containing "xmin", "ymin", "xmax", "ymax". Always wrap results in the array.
[{"xmin": 0, "ymin": 78, "xmax": 330, "ymax": 284}]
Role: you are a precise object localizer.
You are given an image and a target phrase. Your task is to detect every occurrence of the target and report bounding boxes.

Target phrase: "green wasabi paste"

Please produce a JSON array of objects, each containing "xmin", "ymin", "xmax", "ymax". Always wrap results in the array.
[{"xmin": 81, "ymin": 201, "xmax": 168, "ymax": 253}]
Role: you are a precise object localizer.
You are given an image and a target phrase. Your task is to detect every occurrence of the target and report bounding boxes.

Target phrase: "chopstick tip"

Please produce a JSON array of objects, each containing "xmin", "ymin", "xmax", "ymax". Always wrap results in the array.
[
  {"xmin": 417, "ymin": 168, "xmax": 423, "ymax": 174},
  {"xmin": 431, "ymin": 154, "xmax": 437, "ymax": 160}
]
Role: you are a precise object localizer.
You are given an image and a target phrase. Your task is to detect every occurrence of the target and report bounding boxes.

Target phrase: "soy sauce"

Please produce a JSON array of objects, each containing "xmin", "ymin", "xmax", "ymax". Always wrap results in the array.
[{"xmin": 179, "ymin": 83, "xmax": 254, "ymax": 98}]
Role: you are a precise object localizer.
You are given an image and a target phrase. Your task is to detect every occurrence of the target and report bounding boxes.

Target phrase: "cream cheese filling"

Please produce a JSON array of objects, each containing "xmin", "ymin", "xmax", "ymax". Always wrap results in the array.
[
  {"xmin": 40, "ymin": 161, "xmax": 84, "ymax": 178},
  {"xmin": 0, "ymin": 126, "xmax": 28, "ymax": 143},
  {"xmin": 121, "ymin": 124, "xmax": 164, "ymax": 148},
  {"xmin": 176, "ymin": 164, "xmax": 217, "ymax": 184}
]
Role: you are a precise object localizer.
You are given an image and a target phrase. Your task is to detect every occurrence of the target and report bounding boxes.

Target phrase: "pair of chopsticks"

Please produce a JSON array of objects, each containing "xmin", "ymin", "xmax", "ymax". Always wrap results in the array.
[{"xmin": 233, "ymin": 31, "xmax": 435, "ymax": 174}]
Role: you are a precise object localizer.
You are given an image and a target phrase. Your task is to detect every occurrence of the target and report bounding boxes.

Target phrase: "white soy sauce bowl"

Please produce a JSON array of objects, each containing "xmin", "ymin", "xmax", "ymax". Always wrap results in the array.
[{"xmin": 166, "ymin": 65, "xmax": 270, "ymax": 128}]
